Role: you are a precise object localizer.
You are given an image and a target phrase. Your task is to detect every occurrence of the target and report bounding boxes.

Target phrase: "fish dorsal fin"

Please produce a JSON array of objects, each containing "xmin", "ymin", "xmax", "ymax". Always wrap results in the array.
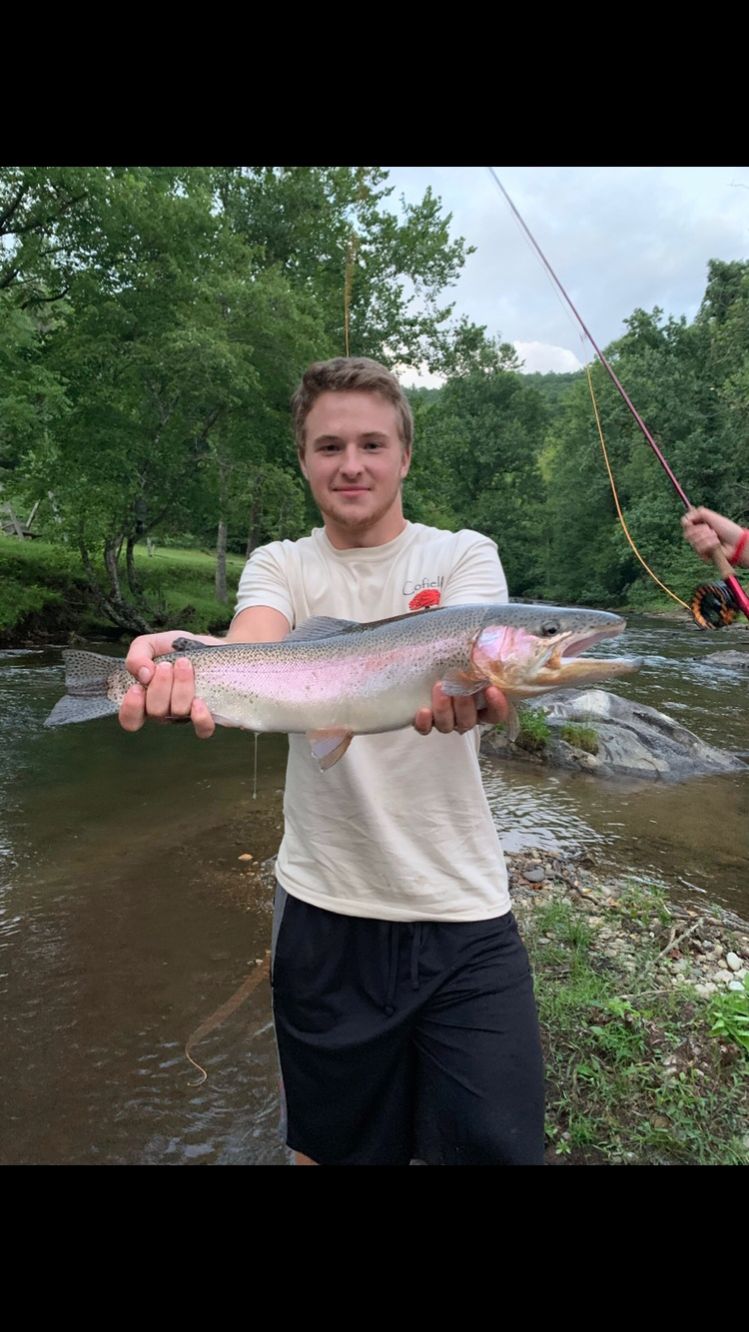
[
  {"xmin": 171, "ymin": 637, "xmax": 213, "ymax": 654},
  {"xmin": 286, "ymin": 605, "xmax": 445, "ymax": 644},
  {"xmin": 306, "ymin": 728, "xmax": 354, "ymax": 770},
  {"xmin": 285, "ymin": 616, "xmax": 360, "ymax": 642},
  {"xmin": 345, "ymin": 606, "xmax": 440, "ymax": 633}
]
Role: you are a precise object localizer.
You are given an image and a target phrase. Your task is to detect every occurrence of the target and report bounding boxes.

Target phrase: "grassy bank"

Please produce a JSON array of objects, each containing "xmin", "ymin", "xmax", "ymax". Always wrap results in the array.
[
  {"xmin": 244, "ymin": 848, "xmax": 749, "ymax": 1166},
  {"xmin": 507, "ymin": 857, "xmax": 749, "ymax": 1165},
  {"xmin": 0, "ymin": 535, "xmax": 244, "ymax": 643},
  {"xmin": 6, "ymin": 534, "xmax": 745, "ymax": 644}
]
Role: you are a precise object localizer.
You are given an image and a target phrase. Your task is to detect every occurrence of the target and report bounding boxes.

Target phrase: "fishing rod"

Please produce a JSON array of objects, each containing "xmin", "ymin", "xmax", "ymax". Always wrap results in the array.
[{"xmin": 487, "ymin": 167, "xmax": 749, "ymax": 629}]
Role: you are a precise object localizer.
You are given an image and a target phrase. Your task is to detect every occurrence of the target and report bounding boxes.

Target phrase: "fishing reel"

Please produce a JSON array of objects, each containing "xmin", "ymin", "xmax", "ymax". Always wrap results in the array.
[{"xmin": 689, "ymin": 580, "xmax": 742, "ymax": 630}]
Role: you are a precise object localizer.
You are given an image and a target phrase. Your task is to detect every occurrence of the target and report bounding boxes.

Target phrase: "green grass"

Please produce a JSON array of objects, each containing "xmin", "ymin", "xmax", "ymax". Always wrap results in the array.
[
  {"xmin": 132, "ymin": 545, "xmax": 245, "ymax": 574},
  {"xmin": 515, "ymin": 707, "xmax": 551, "ymax": 753},
  {"xmin": 613, "ymin": 878, "xmax": 672, "ymax": 929},
  {"xmin": 0, "ymin": 532, "xmax": 84, "ymax": 582},
  {"xmin": 524, "ymin": 888, "xmax": 749, "ymax": 1165},
  {"xmin": 0, "ymin": 535, "xmax": 243, "ymax": 639},
  {"xmin": 0, "ymin": 534, "xmax": 84, "ymax": 634},
  {"xmin": 559, "ymin": 723, "xmax": 599, "ymax": 755},
  {"xmin": 709, "ymin": 976, "xmax": 749, "ymax": 1054},
  {"xmin": 129, "ymin": 545, "xmax": 244, "ymax": 633}
]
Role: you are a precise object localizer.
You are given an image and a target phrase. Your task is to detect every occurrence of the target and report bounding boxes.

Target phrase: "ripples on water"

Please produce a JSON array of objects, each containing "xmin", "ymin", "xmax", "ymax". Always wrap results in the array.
[
  {"xmin": 0, "ymin": 620, "xmax": 747, "ymax": 1163},
  {"xmin": 482, "ymin": 619, "xmax": 749, "ymax": 904}
]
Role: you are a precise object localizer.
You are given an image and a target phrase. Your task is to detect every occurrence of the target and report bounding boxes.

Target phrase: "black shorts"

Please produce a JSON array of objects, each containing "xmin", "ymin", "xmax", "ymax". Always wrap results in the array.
[{"xmin": 271, "ymin": 884, "xmax": 545, "ymax": 1165}]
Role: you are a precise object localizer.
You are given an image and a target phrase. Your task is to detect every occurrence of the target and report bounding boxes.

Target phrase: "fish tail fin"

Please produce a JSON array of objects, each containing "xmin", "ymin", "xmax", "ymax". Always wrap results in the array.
[{"xmin": 45, "ymin": 650, "xmax": 124, "ymax": 727}]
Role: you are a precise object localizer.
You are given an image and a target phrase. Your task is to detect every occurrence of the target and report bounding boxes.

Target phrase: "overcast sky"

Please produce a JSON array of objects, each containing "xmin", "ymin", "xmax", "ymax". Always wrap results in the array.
[{"xmin": 383, "ymin": 166, "xmax": 749, "ymax": 383}]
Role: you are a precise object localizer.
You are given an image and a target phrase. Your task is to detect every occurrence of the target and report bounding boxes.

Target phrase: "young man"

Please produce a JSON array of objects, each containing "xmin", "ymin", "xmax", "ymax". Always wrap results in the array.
[{"xmin": 119, "ymin": 357, "xmax": 545, "ymax": 1166}]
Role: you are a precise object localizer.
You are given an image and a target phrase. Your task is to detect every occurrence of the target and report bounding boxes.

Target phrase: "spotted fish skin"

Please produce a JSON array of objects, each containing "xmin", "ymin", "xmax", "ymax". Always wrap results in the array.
[{"xmin": 44, "ymin": 602, "xmax": 638, "ymax": 758}]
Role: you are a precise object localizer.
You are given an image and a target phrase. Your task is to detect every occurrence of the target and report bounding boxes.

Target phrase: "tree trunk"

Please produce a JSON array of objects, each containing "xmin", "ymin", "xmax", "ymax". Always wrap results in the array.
[
  {"xmin": 215, "ymin": 518, "xmax": 227, "ymax": 603},
  {"xmin": 215, "ymin": 453, "xmax": 229, "ymax": 603},
  {"xmin": 245, "ymin": 472, "xmax": 265, "ymax": 558},
  {"xmin": 104, "ymin": 538, "xmax": 123, "ymax": 602},
  {"xmin": 126, "ymin": 535, "xmax": 143, "ymax": 597},
  {"xmin": 78, "ymin": 539, "xmax": 152, "ymax": 635}
]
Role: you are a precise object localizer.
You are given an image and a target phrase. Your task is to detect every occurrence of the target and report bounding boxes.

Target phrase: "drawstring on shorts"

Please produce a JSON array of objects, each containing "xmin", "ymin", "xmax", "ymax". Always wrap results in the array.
[{"xmin": 383, "ymin": 922, "xmax": 424, "ymax": 1015}]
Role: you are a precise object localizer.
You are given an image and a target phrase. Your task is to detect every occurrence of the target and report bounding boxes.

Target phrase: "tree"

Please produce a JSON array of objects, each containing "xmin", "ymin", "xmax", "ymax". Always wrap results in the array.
[
  {"xmin": 210, "ymin": 167, "xmax": 475, "ymax": 371},
  {"xmin": 3, "ymin": 164, "xmax": 483, "ymax": 609},
  {"xmin": 408, "ymin": 352, "xmax": 549, "ymax": 596},
  {"xmin": 542, "ymin": 302, "xmax": 733, "ymax": 606}
]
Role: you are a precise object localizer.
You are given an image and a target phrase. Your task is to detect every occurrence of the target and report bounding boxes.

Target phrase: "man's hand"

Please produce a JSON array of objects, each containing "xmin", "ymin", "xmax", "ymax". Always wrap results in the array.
[
  {"xmin": 117, "ymin": 609, "xmax": 290, "ymax": 739},
  {"xmin": 413, "ymin": 683, "xmax": 508, "ymax": 736},
  {"xmin": 681, "ymin": 507, "xmax": 745, "ymax": 564},
  {"xmin": 118, "ymin": 630, "xmax": 219, "ymax": 738}
]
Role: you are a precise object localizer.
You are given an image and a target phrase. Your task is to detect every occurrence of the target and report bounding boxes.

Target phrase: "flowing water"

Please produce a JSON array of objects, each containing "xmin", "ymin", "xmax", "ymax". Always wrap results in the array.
[{"xmin": 1, "ymin": 617, "xmax": 747, "ymax": 1164}]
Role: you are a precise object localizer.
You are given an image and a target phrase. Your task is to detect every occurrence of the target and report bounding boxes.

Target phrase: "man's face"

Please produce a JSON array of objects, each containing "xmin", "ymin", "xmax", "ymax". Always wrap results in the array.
[{"xmin": 299, "ymin": 390, "xmax": 411, "ymax": 541}]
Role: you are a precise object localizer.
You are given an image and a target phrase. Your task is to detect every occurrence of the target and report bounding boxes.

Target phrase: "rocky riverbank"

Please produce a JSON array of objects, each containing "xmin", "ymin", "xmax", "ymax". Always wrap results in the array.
[
  {"xmin": 244, "ymin": 847, "xmax": 749, "ymax": 1165},
  {"xmin": 507, "ymin": 849, "xmax": 749, "ymax": 1164}
]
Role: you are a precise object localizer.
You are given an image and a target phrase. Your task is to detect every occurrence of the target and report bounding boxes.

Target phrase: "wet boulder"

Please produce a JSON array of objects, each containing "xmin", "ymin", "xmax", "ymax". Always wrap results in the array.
[{"xmin": 481, "ymin": 689, "xmax": 745, "ymax": 780}]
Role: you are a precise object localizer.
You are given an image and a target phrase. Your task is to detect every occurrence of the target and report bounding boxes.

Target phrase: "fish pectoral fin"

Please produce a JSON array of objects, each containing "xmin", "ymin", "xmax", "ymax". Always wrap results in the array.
[
  {"xmin": 306, "ymin": 728, "xmax": 354, "ymax": 771},
  {"xmin": 440, "ymin": 672, "xmax": 491, "ymax": 698},
  {"xmin": 506, "ymin": 702, "xmax": 521, "ymax": 742},
  {"xmin": 286, "ymin": 616, "xmax": 360, "ymax": 642}
]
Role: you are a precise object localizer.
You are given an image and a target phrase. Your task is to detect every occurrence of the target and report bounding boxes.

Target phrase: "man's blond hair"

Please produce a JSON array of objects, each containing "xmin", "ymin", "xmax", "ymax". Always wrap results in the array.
[{"xmin": 291, "ymin": 357, "xmax": 414, "ymax": 455}]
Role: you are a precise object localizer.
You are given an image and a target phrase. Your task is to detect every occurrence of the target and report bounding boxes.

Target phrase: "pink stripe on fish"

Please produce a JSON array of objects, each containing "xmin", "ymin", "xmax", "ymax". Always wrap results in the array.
[{"xmin": 196, "ymin": 639, "xmax": 463, "ymax": 704}]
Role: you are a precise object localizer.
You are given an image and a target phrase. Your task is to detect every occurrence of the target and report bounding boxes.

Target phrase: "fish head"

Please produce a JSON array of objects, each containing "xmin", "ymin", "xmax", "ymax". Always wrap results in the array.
[{"xmin": 470, "ymin": 606, "xmax": 639, "ymax": 697}]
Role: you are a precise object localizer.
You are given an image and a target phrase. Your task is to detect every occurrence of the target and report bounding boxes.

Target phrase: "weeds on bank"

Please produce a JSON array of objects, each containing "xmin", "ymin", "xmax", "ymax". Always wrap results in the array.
[
  {"xmin": 559, "ymin": 724, "xmax": 599, "ymax": 755},
  {"xmin": 0, "ymin": 536, "xmax": 242, "ymax": 637},
  {"xmin": 512, "ymin": 708, "xmax": 551, "ymax": 754},
  {"xmin": 524, "ymin": 887, "xmax": 749, "ymax": 1165},
  {"xmin": 709, "ymin": 976, "xmax": 749, "ymax": 1055}
]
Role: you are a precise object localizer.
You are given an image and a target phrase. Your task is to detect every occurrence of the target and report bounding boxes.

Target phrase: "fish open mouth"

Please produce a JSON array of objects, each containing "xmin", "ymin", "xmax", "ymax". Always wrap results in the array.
[
  {"xmin": 471, "ymin": 616, "xmax": 640, "ymax": 694},
  {"xmin": 555, "ymin": 620, "xmax": 626, "ymax": 665},
  {"xmin": 538, "ymin": 620, "xmax": 640, "ymax": 684}
]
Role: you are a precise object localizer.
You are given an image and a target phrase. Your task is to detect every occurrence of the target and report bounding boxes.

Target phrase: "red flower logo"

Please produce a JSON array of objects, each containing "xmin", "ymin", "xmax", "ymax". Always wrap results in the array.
[{"xmin": 409, "ymin": 588, "xmax": 441, "ymax": 611}]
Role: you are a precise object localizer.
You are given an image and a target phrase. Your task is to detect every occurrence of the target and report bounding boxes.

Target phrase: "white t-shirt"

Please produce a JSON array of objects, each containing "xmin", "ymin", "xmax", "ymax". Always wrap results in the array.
[{"xmin": 234, "ymin": 521, "xmax": 511, "ymax": 922}]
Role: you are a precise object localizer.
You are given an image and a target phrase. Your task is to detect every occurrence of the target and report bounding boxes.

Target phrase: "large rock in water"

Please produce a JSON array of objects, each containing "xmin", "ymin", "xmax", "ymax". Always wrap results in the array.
[{"xmin": 481, "ymin": 689, "xmax": 745, "ymax": 780}]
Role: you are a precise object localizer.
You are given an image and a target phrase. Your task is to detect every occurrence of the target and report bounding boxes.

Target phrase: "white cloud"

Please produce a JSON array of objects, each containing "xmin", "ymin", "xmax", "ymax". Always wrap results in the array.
[
  {"xmin": 398, "ymin": 365, "xmax": 446, "ymax": 390},
  {"xmin": 514, "ymin": 341, "xmax": 583, "ymax": 375},
  {"xmin": 383, "ymin": 166, "xmax": 749, "ymax": 365}
]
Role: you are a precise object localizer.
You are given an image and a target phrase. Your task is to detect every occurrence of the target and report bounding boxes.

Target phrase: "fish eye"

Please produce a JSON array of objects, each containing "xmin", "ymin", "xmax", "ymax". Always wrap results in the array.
[{"xmin": 540, "ymin": 621, "xmax": 559, "ymax": 637}]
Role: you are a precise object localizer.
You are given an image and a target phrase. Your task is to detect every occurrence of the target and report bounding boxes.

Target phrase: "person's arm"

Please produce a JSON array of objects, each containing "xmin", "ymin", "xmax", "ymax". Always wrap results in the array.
[
  {"xmin": 118, "ymin": 544, "xmax": 292, "ymax": 737},
  {"xmin": 117, "ymin": 609, "xmax": 291, "ymax": 737},
  {"xmin": 681, "ymin": 507, "xmax": 749, "ymax": 568},
  {"xmin": 414, "ymin": 533, "xmax": 509, "ymax": 737}
]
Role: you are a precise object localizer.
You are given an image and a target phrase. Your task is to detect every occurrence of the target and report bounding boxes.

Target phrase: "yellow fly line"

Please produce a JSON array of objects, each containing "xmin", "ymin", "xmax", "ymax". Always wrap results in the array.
[{"xmin": 585, "ymin": 364, "xmax": 691, "ymax": 612}]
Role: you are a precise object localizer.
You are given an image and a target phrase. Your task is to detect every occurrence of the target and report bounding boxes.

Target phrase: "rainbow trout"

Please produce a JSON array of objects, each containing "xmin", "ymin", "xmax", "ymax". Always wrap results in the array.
[{"xmin": 44, "ymin": 603, "xmax": 638, "ymax": 767}]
